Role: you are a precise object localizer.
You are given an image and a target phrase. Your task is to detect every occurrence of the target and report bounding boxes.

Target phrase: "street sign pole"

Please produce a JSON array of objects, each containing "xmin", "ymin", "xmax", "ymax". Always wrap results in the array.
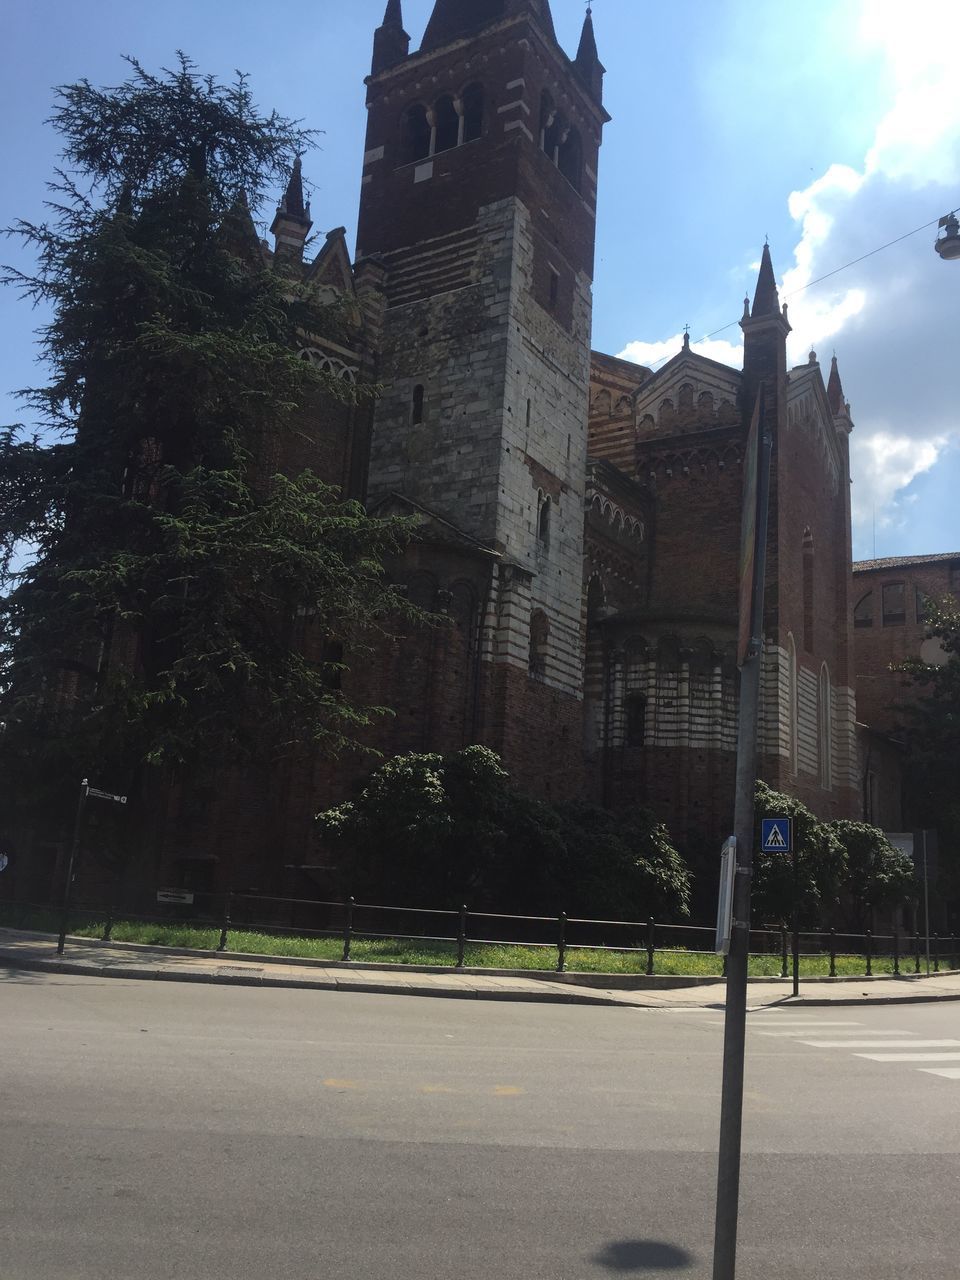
[
  {"xmin": 712, "ymin": 388, "xmax": 772, "ymax": 1280},
  {"xmin": 792, "ymin": 842, "xmax": 800, "ymax": 998},
  {"xmin": 57, "ymin": 778, "xmax": 89, "ymax": 956},
  {"xmin": 923, "ymin": 829, "xmax": 931, "ymax": 977}
]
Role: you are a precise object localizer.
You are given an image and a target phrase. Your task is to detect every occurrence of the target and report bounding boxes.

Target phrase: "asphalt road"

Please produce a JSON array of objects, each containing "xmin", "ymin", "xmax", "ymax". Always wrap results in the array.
[{"xmin": 2, "ymin": 969, "xmax": 958, "ymax": 1279}]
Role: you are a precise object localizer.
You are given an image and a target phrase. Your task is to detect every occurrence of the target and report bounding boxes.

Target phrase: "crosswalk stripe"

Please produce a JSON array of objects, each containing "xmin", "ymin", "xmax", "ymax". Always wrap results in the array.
[
  {"xmin": 755, "ymin": 1029, "xmax": 910, "ymax": 1038},
  {"xmin": 801, "ymin": 1039, "xmax": 960, "ymax": 1049},
  {"xmin": 919, "ymin": 1068, "xmax": 960, "ymax": 1079},
  {"xmin": 856, "ymin": 1052, "xmax": 960, "ymax": 1062},
  {"xmin": 746, "ymin": 1019, "xmax": 862, "ymax": 1027}
]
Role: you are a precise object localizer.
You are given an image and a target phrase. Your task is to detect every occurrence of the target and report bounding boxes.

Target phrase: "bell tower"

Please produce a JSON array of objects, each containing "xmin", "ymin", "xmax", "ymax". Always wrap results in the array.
[{"xmin": 356, "ymin": 0, "xmax": 609, "ymax": 726}]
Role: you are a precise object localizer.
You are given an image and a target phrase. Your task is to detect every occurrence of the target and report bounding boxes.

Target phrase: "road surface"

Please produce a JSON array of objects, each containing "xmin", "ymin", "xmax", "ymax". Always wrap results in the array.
[{"xmin": 2, "ymin": 968, "xmax": 957, "ymax": 1278}]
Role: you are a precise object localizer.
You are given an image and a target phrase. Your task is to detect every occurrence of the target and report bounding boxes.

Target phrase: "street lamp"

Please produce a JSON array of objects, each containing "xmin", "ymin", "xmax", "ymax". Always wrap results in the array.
[{"xmin": 935, "ymin": 211, "xmax": 960, "ymax": 261}]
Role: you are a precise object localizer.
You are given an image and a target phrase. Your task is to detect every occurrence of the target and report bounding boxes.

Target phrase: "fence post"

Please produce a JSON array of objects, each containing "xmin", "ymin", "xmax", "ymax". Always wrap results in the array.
[
  {"xmin": 780, "ymin": 924, "xmax": 789, "ymax": 979},
  {"xmin": 217, "ymin": 891, "xmax": 232, "ymax": 953},
  {"xmin": 933, "ymin": 933, "xmax": 940, "ymax": 973},
  {"xmin": 951, "ymin": 933, "xmax": 957, "ymax": 970},
  {"xmin": 342, "ymin": 896, "xmax": 355, "ymax": 963},
  {"xmin": 456, "ymin": 905, "xmax": 468, "ymax": 969},
  {"xmin": 557, "ymin": 913, "xmax": 567, "ymax": 973},
  {"xmin": 646, "ymin": 917, "xmax": 656, "ymax": 976},
  {"xmin": 102, "ymin": 899, "xmax": 114, "ymax": 943},
  {"xmin": 829, "ymin": 928, "xmax": 837, "ymax": 979},
  {"xmin": 914, "ymin": 930, "xmax": 922, "ymax": 975},
  {"xmin": 864, "ymin": 928, "xmax": 872, "ymax": 977},
  {"xmin": 893, "ymin": 925, "xmax": 900, "ymax": 977}
]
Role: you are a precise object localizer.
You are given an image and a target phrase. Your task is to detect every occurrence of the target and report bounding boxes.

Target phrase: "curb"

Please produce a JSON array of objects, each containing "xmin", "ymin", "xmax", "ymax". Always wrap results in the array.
[{"xmin": 0, "ymin": 951, "xmax": 632, "ymax": 1008}]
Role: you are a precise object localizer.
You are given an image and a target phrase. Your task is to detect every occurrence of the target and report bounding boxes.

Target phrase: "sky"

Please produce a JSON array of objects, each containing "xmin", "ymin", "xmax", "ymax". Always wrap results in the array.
[{"xmin": 2, "ymin": 0, "xmax": 958, "ymax": 561}]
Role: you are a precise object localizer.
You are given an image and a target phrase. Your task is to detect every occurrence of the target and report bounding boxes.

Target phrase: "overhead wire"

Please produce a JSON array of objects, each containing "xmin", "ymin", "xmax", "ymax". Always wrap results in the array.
[{"xmin": 637, "ymin": 208, "xmax": 956, "ymax": 374}]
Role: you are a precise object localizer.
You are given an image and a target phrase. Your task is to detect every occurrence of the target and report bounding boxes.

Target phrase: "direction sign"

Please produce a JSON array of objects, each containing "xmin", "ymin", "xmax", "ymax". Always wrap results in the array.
[
  {"xmin": 761, "ymin": 817, "xmax": 792, "ymax": 853},
  {"xmin": 87, "ymin": 787, "xmax": 127, "ymax": 804}
]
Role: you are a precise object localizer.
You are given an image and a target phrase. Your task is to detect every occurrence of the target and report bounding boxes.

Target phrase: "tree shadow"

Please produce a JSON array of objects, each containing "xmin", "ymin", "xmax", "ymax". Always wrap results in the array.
[{"xmin": 592, "ymin": 1240, "xmax": 694, "ymax": 1272}]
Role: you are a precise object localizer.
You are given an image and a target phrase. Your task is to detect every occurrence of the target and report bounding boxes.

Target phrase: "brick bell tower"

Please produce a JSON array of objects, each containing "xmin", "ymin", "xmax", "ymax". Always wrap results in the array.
[{"xmin": 356, "ymin": 0, "xmax": 609, "ymax": 790}]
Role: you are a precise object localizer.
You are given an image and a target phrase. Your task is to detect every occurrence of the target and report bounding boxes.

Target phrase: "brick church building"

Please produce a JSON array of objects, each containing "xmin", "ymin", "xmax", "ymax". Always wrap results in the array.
[
  {"xmin": 230, "ymin": 0, "xmax": 868, "ymax": 891},
  {"xmin": 14, "ymin": 0, "xmax": 956, "ymax": 905}
]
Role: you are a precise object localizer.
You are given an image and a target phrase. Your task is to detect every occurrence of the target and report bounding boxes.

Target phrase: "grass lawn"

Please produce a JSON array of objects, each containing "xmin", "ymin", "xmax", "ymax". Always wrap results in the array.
[{"xmin": 2, "ymin": 903, "xmax": 954, "ymax": 978}]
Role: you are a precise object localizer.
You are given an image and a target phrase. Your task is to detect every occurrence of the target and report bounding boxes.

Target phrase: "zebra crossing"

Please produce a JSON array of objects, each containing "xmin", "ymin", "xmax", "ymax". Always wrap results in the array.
[{"xmin": 700, "ymin": 1009, "xmax": 960, "ymax": 1081}]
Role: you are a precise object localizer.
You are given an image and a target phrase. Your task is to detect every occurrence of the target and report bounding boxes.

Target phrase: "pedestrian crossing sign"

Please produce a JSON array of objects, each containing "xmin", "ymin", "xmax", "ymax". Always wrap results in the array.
[{"xmin": 761, "ymin": 817, "xmax": 792, "ymax": 853}]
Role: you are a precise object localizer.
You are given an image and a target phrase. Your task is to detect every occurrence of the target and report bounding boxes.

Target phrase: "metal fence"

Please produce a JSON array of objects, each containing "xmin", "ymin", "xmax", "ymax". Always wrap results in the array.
[{"xmin": 1, "ymin": 893, "xmax": 957, "ymax": 978}]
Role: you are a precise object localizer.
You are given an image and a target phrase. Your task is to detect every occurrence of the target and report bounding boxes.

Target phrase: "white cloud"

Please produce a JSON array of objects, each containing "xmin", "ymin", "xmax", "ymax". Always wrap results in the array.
[
  {"xmin": 849, "ymin": 431, "xmax": 946, "ymax": 529},
  {"xmin": 776, "ymin": 1, "xmax": 960, "ymax": 545},
  {"xmin": 618, "ymin": 334, "xmax": 744, "ymax": 372},
  {"xmin": 616, "ymin": 0, "xmax": 960, "ymax": 554}
]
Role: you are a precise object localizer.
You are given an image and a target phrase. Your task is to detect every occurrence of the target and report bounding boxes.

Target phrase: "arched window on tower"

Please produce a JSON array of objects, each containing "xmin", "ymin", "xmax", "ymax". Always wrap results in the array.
[
  {"xmin": 402, "ymin": 104, "xmax": 431, "ymax": 164},
  {"xmin": 411, "ymin": 384, "xmax": 425, "ymax": 425},
  {"xmin": 529, "ymin": 609, "xmax": 549, "ymax": 679},
  {"xmin": 802, "ymin": 530, "xmax": 814, "ymax": 652},
  {"xmin": 537, "ymin": 493, "xmax": 552, "ymax": 549},
  {"xmin": 433, "ymin": 95, "xmax": 460, "ymax": 154},
  {"xmin": 539, "ymin": 91, "xmax": 556, "ymax": 155},
  {"xmin": 557, "ymin": 126, "xmax": 582, "ymax": 192},
  {"xmin": 462, "ymin": 83, "xmax": 484, "ymax": 143}
]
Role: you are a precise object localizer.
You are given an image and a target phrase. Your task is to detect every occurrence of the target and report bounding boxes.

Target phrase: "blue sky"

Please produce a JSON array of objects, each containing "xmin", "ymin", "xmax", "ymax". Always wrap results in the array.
[{"xmin": 2, "ymin": 0, "xmax": 959, "ymax": 559}]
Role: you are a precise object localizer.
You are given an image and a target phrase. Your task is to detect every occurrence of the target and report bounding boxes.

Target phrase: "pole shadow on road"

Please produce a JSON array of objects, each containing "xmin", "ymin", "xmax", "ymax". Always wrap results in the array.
[{"xmin": 592, "ymin": 1240, "xmax": 694, "ymax": 1271}]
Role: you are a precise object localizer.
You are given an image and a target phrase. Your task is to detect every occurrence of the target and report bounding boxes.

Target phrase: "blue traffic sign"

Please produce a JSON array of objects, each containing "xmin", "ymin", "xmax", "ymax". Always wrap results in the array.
[{"xmin": 761, "ymin": 817, "xmax": 793, "ymax": 853}]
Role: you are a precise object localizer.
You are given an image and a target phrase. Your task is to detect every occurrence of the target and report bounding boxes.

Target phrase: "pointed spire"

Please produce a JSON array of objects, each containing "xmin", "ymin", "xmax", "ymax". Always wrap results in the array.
[
  {"xmin": 281, "ymin": 156, "xmax": 306, "ymax": 220},
  {"xmin": 372, "ymin": 0, "xmax": 410, "ymax": 73},
  {"xmin": 574, "ymin": 7, "xmax": 605, "ymax": 103},
  {"xmin": 421, "ymin": 1, "xmax": 556, "ymax": 55},
  {"xmin": 270, "ymin": 157, "xmax": 313, "ymax": 263},
  {"xmin": 751, "ymin": 242, "xmax": 780, "ymax": 317},
  {"xmin": 827, "ymin": 354, "xmax": 846, "ymax": 416}
]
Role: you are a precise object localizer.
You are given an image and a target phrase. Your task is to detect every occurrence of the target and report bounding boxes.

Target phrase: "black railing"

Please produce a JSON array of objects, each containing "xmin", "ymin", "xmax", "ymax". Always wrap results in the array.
[{"xmin": 1, "ymin": 894, "xmax": 957, "ymax": 980}]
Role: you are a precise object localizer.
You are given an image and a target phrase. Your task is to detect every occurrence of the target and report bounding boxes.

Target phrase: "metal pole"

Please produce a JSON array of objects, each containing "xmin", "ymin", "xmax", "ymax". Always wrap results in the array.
[
  {"xmin": 712, "ymin": 399, "xmax": 772, "ymax": 1280},
  {"xmin": 57, "ymin": 779, "xmax": 89, "ymax": 956},
  {"xmin": 923, "ymin": 830, "xmax": 931, "ymax": 977},
  {"xmin": 791, "ymin": 843, "xmax": 800, "ymax": 998}
]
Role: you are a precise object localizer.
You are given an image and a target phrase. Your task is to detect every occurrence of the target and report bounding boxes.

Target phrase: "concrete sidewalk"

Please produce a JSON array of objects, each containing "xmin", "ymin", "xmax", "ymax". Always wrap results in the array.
[{"xmin": 3, "ymin": 926, "xmax": 960, "ymax": 1008}]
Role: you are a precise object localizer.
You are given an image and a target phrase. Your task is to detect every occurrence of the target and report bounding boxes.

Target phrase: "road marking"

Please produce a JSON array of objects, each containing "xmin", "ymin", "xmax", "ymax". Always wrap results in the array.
[
  {"xmin": 421, "ymin": 1084, "xmax": 455, "ymax": 1094},
  {"xmin": 323, "ymin": 1078, "xmax": 359, "ymax": 1089},
  {"xmin": 754, "ymin": 1029, "xmax": 909, "ymax": 1038},
  {"xmin": 747, "ymin": 1019, "xmax": 863, "ymax": 1027},
  {"xmin": 492, "ymin": 1085, "xmax": 524, "ymax": 1097},
  {"xmin": 856, "ymin": 1052, "xmax": 960, "ymax": 1062},
  {"xmin": 801, "ymin": 1039, "xmax": 960, "ymax": 1049},
  {"xmin": 919, "ymin": 1068, "xmax": 960, "ymax": 1079}
]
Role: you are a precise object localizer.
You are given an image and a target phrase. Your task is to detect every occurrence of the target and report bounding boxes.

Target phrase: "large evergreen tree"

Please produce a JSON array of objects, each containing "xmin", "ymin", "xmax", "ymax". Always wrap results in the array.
[{"xmin": 0, "ymin": 56, "xmax": 415, "ymax": 831}]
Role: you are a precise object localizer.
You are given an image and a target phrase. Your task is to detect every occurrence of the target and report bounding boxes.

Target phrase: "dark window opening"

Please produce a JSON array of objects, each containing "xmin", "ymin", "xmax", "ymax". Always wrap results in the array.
[
  {"xmin": 529, "ymin": 609, "xmax": 549, "ymax": 679},
  {"xmin": 411, "ymin": 384, "xmax": 424, "ymax": 425},
  {"xmin": 557, "ymin": 126, "xmax": 582, "ymax": 192},
  {"xmin": 916, "ymin": 587, "xmax": 931, "ymax": 623},
  {"xmin": 950, "ymin": 561, "xmax": 960, "ymax": 593},
  {"xmin": 539, "ymin": 91, "xmax": 556, "ymax": 156},
  {"xmin": 537, "ymin": 494, "xmax": 551, "ymax": 548},
  {"xmin": 434, "ymin": 95, "xmax": 460, "ymax": 154},
  {"xmin": 462, "ymin": 83, "xmax": 484, "ymax": 143},
  {"xmin": 625, "ymin": 693, "xmax": 647, "ymax": 748},
  {"xmin": 548, "ymin": 270, "xmax": 559, "ymax": 310},
  {"xmin": 853, "ymin": 590, "xmax": 873, "ymax": 628},
  {"xmin": 402, "ymin": 104, "xmax": 431, "ymax": 164},
  {"xmin": 882, "ymin": 581, "xmax": 905, "ymax": 625}
]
